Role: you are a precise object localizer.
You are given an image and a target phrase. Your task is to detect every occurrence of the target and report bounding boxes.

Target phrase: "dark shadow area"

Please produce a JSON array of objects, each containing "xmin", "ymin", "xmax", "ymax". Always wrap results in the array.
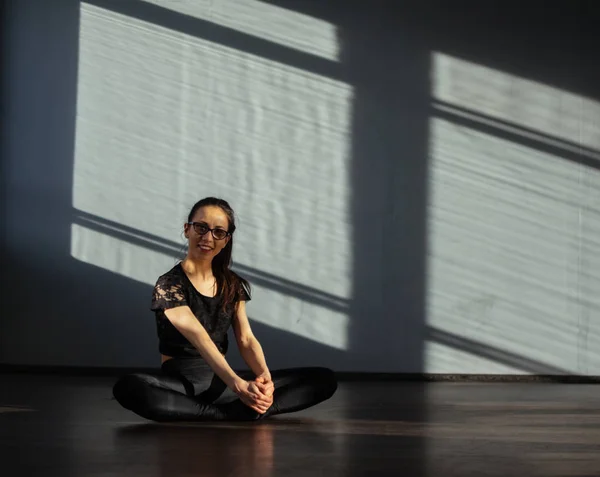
[
  {"xmin": 0, "ymin": 0, "xmax": 8, "ymax": 329},
  {"xmin": 341, "ymin": 4, "xmax": 431, "ymax": 376},
  {"xmin": 0, "ymin": 0, "xmax": 81, "ymax": 367},
  {"xmin": 0, "ymin": 4, "xmax": 82, "ymax": 475}
]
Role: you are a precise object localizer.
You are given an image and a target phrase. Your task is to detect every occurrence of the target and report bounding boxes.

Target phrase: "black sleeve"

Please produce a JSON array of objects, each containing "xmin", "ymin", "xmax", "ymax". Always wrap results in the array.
[
  {"xmin": 151, "ymin": 274, "xmax": 188, "ymax": 311},
  {"xmin": 238, "ymin": 282, "xmax": 251, "ymax": 302}
]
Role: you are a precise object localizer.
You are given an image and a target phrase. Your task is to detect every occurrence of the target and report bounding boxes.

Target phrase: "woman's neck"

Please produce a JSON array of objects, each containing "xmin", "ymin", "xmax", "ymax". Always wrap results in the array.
[{"xmin": 182, "ymin": 256, "xmax": 213, "ymax": 280}]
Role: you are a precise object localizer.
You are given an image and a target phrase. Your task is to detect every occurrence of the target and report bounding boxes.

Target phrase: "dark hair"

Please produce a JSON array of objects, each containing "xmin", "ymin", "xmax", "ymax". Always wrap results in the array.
[{"xmin": 187, "ymin": 197, "xmax": 251, "ymax": 312}]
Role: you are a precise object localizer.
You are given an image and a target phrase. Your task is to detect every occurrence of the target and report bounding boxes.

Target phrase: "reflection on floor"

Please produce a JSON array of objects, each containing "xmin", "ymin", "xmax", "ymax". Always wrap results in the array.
[{"xmin": 1, "ymin": 373, "xmax": 599, "ymax": 476}]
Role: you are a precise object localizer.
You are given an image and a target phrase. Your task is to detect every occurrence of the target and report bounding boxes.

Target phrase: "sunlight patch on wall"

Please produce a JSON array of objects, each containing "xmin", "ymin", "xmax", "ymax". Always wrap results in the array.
[
  {"xmin": 426, "ymin": 341, "xmax": 525, "ymax": 375},
  {"xmin": 142, "ymin": 0, "xmax": 340, "ymax": 61},
  {"xmin": 71, "ymin": 221, "xmax": 349, "ymax": 349},
  {"xmin": 71, "ymin": 223, "xmax": 177, "ymax": 285},
  {"xmin": 433, "ymin": 52, "xmax": 600, "ymax": 151},
  {"xmin": 426, "ymin": 53, "xmax": 600, "ymax": 375},
  {"xmin": 72, "ymin": 3, "xmax": 352, "ymax": 350}
]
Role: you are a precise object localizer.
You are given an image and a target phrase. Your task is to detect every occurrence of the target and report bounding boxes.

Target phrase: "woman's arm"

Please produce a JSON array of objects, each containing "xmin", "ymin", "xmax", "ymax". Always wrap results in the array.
[
  {"xmin": 164, "ymin": 306, "xmax": 271, "ymax": 411},
  {"xmin": 232, "ymin": 301, "xmax": 270, "ymax": 379},
  {"xmin": 165, "ymin": 306, "xmax": 244, "ymax": 389}
]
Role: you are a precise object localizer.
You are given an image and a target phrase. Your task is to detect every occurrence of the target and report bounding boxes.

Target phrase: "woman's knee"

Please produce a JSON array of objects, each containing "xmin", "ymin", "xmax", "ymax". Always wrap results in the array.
[
  {"xmin": 311, "ymin": 367, "xmax": 338, "ymax": 399},
  {"xmin": 112, "ymin": 374, "xmax": 151, "ymax": 410}
]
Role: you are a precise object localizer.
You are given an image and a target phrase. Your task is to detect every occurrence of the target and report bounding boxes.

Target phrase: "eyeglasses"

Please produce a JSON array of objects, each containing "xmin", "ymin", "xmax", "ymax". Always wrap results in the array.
[{"xmin": 187, "ymin": 222, "xmax": 231, "ymax": 240}]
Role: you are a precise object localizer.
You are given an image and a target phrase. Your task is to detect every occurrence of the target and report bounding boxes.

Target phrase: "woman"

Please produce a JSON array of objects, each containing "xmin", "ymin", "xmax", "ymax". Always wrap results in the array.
[{"xmin": 113, "ymin": 197, "xmax": 337, "ymax": 422}]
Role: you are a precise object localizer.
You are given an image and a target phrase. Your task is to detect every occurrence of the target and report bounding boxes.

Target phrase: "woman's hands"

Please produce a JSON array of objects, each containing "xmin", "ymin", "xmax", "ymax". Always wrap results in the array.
[
  {"xmin": 254, "ymin": 372, "xmax": 274, "ymax": 398},
  {"xmin": 234, "ymin": 379, "xmax": 273, "ymax": 414}
]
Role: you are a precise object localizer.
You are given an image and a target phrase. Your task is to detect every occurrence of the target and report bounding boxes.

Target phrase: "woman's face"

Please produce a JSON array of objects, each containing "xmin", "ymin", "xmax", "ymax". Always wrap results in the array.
[{"xmin": 184, "ymin": 205, "xmax": 231, "ymax": 261}]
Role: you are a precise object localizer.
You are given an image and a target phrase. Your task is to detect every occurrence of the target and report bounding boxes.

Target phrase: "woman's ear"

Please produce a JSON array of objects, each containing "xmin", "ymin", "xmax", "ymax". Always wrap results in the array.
[{"xmin": 183, "ymin": 223, "xmax": 189, "ymax": 238}]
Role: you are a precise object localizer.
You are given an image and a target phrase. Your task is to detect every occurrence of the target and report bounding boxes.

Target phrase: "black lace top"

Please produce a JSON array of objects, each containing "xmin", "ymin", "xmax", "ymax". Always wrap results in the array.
[{"xmin": 150, "ymin": 263, "xmax": 250, "ymax": 357}]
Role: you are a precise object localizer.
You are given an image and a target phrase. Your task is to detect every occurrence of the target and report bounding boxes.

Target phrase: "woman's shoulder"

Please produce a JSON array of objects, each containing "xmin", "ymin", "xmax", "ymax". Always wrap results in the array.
[
  {"xmin": 154, "ymin": 262, "xmax": 186, "ymax": 288},
  {"xmin": 230, "ymin": 269, "xmax": 251, "ymax": 300},
  {"xmin": 230, "ymin": 269, "xmax": 248, "ymax": 285},
  {"xmin": 151, "ymin": 263, "xmax": 188, "ymax": 311}
]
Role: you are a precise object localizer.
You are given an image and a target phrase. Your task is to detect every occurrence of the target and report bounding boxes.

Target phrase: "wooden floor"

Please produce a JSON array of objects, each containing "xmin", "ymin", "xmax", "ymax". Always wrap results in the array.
[{"xmin": 1, "ymin": 373, "xmax": 600, "ymax": 476}]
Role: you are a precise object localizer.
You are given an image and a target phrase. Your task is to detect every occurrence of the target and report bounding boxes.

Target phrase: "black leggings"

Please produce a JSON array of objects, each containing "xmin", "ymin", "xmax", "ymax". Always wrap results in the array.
[{"xmin": 113, "ymin": 358, "xmax": 337, "ymax": 422}]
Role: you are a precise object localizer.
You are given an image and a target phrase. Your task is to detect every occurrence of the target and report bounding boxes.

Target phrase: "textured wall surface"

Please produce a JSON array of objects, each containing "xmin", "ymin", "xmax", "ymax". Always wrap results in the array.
[{"xmin": 3, "ymin": 0, "xmax": 599, "ymax": 374}]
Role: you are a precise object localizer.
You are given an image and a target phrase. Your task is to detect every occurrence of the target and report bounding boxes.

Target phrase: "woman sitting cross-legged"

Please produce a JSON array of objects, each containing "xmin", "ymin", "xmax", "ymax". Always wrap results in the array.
[{"xmin": 113, "ymin": 197, "xmax": 337, "ymax": 422}]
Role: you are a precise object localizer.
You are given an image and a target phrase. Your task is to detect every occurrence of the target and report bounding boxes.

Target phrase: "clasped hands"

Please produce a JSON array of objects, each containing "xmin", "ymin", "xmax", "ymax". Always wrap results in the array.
[{"xmin": 235, "ymin": 372, "xmax": 274, "ymax": 414}]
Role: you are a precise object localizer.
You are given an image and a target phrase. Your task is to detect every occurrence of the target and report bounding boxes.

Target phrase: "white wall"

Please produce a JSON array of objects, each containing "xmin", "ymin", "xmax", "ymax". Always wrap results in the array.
[{"xmin": 2, "ymin": 0, "xmax": 599, "ymax": 375}]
